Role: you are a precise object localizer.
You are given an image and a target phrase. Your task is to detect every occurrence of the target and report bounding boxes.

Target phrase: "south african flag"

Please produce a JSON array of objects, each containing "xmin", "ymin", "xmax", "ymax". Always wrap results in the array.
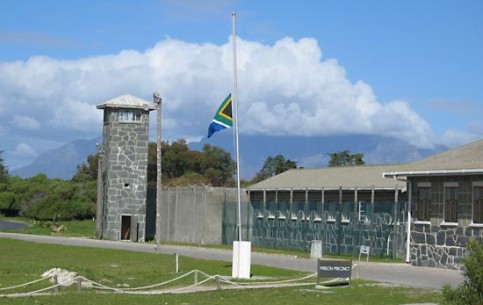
[{"xmin": 207, "ymin": 93, "xmax": 233, "ymax": 138}]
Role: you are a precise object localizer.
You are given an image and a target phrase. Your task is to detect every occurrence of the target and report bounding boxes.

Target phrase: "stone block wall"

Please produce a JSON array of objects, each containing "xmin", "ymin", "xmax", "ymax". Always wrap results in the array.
[
  {"xmin": 411, "ymin": 223, "xmax": 483, "ymax": 269},
  {"xmin": 100, "ymin": 108, "xmax": 150, "ymax": 241}
]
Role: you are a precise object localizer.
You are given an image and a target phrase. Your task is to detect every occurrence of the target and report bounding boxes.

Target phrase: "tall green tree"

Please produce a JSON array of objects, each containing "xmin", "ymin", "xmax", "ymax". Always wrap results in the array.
[
  {"xmin": 200, "ymin": 144, "xmax": 235, "ymax": 186},
  {"xmin": 162, "ymin": 139, "xmax": 190, "ymax": 178},
  {"xmin": 147, "ymin": 140, "xmax": 235, "ymax": 187},
  {"xmin": 328, "ymin": 150, "xmax": 365, "ymax": 167},
  {"xmin": 253, "ymin": 154, "xmax": 297, "ymax": 182}
]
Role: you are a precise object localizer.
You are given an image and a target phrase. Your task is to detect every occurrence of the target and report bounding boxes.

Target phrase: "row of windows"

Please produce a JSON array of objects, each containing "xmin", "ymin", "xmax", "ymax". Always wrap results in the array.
[
  {"xmin": 118, "ymin": 111, "xmax": 143, "ymax": 122},
  {"xmin": 416, "ymin": 185, "xmax": 483, "ymax": 223},
  {"xmin": 255, "ymin": 201, "xmax": 397, "ymax": 224}
]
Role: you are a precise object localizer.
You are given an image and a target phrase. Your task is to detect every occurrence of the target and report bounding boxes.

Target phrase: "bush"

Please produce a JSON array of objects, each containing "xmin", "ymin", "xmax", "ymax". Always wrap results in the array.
[
  {"xmin": 443, "ymin": 238, "xmax": 483, "ymax": 305},
  {"xmin": 0, "ymin": 191, "xmax": 17, "ymax": 210},
  {"xmin": 9, "ymin": 174, "xmax": 96, "ymax": 221}
]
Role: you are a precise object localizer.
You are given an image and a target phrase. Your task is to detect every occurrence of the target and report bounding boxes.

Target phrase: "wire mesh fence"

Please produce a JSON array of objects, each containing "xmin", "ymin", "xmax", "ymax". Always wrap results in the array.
[{"xmin": 223, "ymin": 200, "xmax": 408, "ymax": 259}]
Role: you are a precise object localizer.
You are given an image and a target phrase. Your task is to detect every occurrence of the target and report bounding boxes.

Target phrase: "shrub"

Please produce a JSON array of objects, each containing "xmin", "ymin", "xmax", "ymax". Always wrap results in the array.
[{"xmin": 443, "ymin": 238, "xmax": 483, "ymax": 305}]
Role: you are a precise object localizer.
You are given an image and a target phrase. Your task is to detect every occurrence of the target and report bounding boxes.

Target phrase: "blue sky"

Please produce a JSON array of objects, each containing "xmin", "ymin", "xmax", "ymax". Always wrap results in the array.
[{"xmin": 1, "ymin": 0, "xmax": 482, "ymax": 170}]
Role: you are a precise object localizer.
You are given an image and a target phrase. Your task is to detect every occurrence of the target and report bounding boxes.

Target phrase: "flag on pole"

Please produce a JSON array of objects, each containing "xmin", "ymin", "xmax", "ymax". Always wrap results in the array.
[{"xmin": 207, "ymin": 93, "xmax": 233, "ymax": 138}]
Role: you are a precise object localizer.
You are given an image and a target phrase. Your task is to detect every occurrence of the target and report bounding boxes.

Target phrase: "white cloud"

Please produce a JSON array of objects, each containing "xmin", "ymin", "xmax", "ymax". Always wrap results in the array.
[
  {"xmin": 236, "ymin": 37, "xmax": 436, "ymax": 147},
  {"xmin": 0, "ymin": 35, "xmax": 460, "ymax": 158},
  {"xmin": 49, "ymin": 99, "xmax": 102, "ymax": 132},
  {"xmin": 12, "ymin": 143, "xmax": 37, "ymax": 157},
  {"xmin": 12, "ymin": 115, "xmax": 40, "ymax": 130},
  {"xmin": 439, "ymin": 129, "xmax": 480, "ymax": 148}
]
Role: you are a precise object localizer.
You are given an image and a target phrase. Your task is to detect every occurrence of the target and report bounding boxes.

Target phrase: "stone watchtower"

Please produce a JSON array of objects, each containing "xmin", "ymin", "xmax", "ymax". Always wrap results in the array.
[{"xmin": 96, "ymin": 94, "xmax": 156, "ymax": 241}]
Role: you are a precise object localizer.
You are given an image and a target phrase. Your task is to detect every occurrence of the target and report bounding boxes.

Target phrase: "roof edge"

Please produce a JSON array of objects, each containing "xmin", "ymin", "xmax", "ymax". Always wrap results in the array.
[
  {"xmin": 96, "ymin": 94, "xmax": 157, "ymax": 111},
  {"xmin": 383, "ymin": 168, "xmax": 483, "ymax": 178}
]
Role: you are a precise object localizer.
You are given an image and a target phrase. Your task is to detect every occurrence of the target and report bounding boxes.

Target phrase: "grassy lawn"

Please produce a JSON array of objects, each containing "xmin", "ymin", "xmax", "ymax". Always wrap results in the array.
[
  {"xmin": 0, "ymin": 216, "xmax": 96, "ymax": 238},
  {"xmin": 0, "ymin": 238, "xmax": 442, "ymax": 305}
]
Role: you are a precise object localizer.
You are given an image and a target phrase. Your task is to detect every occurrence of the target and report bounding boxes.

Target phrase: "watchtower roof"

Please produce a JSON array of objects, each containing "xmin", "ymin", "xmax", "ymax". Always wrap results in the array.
[{"xmin": 97, "ymin": 94, "xmax": 157, "ymax": 111}]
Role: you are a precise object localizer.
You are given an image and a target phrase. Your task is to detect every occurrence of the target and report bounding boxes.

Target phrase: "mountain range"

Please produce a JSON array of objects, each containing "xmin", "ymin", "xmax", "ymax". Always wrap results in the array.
[{"xmin": 11, "ymin": 134, "xmax": 447, "ymax": 180}]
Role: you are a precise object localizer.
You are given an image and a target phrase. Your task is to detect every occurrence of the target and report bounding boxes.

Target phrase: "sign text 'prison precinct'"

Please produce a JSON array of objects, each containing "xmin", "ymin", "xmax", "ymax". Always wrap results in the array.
[{"xmin": 317, "ymin": 259, "xmax": 352, "ymax": 278}]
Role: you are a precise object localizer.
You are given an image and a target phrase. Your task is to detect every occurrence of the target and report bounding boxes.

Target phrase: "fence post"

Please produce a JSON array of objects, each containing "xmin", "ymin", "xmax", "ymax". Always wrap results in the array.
[
  {"xmin": 337, "ymin": 187, "xmax": 343, "ymax": 256},
  {"xmin": 393, "ymin": 186, "xmax": 399, "ymax": 260},
  {"xmin": 215, "ymin": 275, "xmax": 222, "ymax": 290},
  {"xmin": 337, "ymin": 209, "xmax": 342, "ymax": 256},
  {"xmin": 352, "ymin": 188, "xmax": 358, "ymax": 258},
  {"xmin": 53, "ymin": 275, "xmax": 59, "ymax": 294},
  {"xmin": 370, "ymin": 187, "xmax": 375, "ymax": 255},
  {"xmin": 76, "ymin": 277, "xmax": 82, "ymax": 293}
]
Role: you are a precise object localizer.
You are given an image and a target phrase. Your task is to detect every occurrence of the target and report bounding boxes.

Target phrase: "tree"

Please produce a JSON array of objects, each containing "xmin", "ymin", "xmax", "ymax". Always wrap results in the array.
[
  {"xmin": 162, "ymin": 139, "xmax": 190, "ymax": 179},
  {"xmin": 0, "ymin": 150, "xmax": 14, "ymax": 214},
  {"xmin": 443, "ymin": 238, "xmax": 483, "ymax": 305},
  {"xmin": 200, "ymin": 144, "xmax": 235, "ymax": 186},
  {"xmin": 72, "ymin": 153, "xmax": 99, "ymax": 182},
  {"xmin": 0, "ymin": 150, "xmax": 9, "ymax": 185},
  {"xmin": 147, "ymin": 140, "xmax": 235, "ymax": 186},
  {"xmin": 253, "ymin": 154, "xmax": 297, "ymax": 182},
  {"xmin": 328, "ymin": 150, "xmax": 365, "ymax": 167}
]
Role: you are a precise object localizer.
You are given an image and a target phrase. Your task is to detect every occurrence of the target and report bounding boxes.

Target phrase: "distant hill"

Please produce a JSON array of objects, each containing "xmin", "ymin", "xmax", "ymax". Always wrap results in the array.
[
  {"xmin": 192, "ymin": 134, "xmax": 447, "ymax": 179},
  {"xmin": 11, "ymin": 134, "xmax": 446, "ymax": 180},
  {"xmin": 11, "ymin": 138, "xmax": 99, "ymax": 180}
]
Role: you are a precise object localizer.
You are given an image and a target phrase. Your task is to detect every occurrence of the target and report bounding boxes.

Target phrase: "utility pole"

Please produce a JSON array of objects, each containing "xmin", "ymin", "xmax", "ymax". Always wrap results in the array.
[
  {"xmin": 95, "ymin": 143, "xmax": 104, "ymax": 239},
  {"xmin": 153, "ymin": 92, "xmax": 162, "ymax": 252}
]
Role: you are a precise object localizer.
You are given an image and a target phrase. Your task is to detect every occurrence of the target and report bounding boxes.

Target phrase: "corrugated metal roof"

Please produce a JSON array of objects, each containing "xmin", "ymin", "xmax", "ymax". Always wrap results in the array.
[
  {"xmin": 97, "ymin": 94, "xmax": 157, "ymax": 110},
  {"xmin": 248, "ymin": 139, "xmax": 483, "ymax": 190},
  {"xmin": 383, "ymin": 139, "xmax": 483, "ymax": 177},
  {"xmin": 395, "ymin": 139, "xmax": 483, "ymax": 171},
  {"xmin": 248, "ymin": 164, "xmax": 406, "ymax": 190}
]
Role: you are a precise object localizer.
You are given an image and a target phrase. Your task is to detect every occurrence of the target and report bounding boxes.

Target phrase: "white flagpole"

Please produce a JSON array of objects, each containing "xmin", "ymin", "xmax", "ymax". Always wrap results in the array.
[
  {"xmin": 232, "ymin": 12, "xmax": 242, "ymax": 243},
  {"xmin": 231, "ymin": 11, "xmax": 250, "ymax": 280}
]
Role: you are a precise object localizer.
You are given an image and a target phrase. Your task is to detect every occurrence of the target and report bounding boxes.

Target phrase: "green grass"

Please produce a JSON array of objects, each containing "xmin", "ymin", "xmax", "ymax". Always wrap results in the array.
[
  {"xmin": 0, "ymin": 238, "xmax": 443, "ymax": 305},
  {"xmin": 0, "ymin": 285, "xmax": 443, "ymax": 305},
  {"xmin": 0, "ymin": 216, "xmax": 96, "ymax": 238}
]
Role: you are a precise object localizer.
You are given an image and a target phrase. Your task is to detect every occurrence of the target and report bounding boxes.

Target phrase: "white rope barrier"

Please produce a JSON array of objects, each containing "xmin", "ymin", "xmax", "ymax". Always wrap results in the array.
[
  {"xmin": 18, "ymin": 283, "xmax": 62, "ymax": 295},
  {"xmin": 123, "ymin": 270, "xmax": 196, "ymax": 291},
  {"xmin": 0, "ymin": 269, "xmax": 320, "ymax": 298},
  {"xmin": 222, "ymin": 272, "xmax": 317, "ymax": 286},
  {"xmin": 127, "ymin": 275, "xmax": 218, "ymax": 295},
  {"xmin": 0, "ymin": 277, "xmax": 49, "ymax": 291},
  {"xmin": 1, "ymin": 279, "xmax": 70, "ymax": 298},
  {"xmin": 75, "ymin": 277, "xmax": 125, "ymax": 293}
]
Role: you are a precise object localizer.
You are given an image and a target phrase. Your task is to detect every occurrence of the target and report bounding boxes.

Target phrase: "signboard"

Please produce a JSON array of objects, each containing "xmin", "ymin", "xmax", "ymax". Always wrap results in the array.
[{"xmin": 317, "ymin": 259, "xmax": 352, "ymax": 284}]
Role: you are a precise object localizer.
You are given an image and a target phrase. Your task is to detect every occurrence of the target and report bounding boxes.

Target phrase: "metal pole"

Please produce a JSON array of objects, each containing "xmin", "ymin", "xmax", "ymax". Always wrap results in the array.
[
  {"xmin": 95, "ymin": 143, "xmax": 103, "ymax": 239},
  {"xmin": 393, "ymin": 185, "xmax": 398, "ymax": 260},
  {"xmin": 175, "ymin": 253, "xmax": 179, "ymax": 273},
  {"xmin": 154, "ymin": 92, "xmax": 162, "ymax": 252},
  {"xmin": 406, "ymin": 182, "xmax": 412, "ymax": 263},
  {"xmin": 232, "ymin": 12, "xmax": 242, "ymax": 243}
]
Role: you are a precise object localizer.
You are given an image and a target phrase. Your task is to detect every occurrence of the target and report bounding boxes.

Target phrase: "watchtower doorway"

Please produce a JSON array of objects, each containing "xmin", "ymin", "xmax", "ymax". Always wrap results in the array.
[{"xmin": 121, "ymin": 216, "xmax": 131, "ymax": 240}]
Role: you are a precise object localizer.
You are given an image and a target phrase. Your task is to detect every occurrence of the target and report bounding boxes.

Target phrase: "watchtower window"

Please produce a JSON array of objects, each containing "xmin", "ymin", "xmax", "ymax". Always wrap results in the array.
[{"xmin": 118, "ymin": 111, "xmax": 142, "ymax": 122}]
